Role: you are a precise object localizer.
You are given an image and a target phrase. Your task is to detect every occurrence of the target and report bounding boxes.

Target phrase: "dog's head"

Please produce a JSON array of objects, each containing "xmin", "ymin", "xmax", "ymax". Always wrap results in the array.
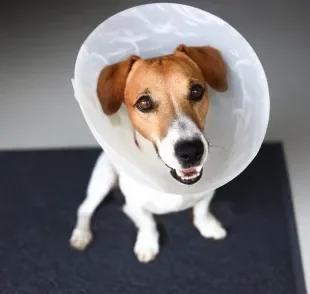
[{"xmin": 97, "ymin": 45, "xmax": 228, "ymax": 185}]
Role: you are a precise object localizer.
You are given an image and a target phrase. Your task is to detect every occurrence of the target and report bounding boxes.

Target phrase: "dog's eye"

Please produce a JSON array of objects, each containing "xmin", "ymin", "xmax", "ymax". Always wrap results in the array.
[
  {"xmin": 190, "ymin": 84, "xmax": 204, "ymax": 102},
  {"xmin": 136, "ymin": 96, "xmax": 154, "ymax": 112}
]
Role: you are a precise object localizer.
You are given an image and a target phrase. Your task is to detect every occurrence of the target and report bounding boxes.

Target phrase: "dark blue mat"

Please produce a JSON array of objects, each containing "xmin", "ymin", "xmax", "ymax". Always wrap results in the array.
[{"xmin": 0, "ymin": 144, "xmax": 306, "ymax": 294}]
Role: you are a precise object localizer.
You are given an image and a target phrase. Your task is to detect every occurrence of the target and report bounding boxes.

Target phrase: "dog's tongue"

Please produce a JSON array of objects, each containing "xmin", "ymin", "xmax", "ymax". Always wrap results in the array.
[
  {"xmin": 176, "ymin": 167, "xmax": 202, "ymax": 179},
  {"xmin": 181, "ymin": 168, "xmax": 197, "ymax": 177}
]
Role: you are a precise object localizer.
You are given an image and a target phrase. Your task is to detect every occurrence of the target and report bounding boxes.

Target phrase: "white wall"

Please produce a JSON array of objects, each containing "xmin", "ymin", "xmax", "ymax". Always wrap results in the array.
[{"xmin": 1, "ymin": 0, "xmax": 309, "ymax": 149}]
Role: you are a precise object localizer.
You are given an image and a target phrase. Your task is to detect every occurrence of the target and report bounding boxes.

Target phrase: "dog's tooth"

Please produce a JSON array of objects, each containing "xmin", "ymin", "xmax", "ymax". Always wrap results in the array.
[{"xmin": 176, "ymin": 170, "xmax": 183, "ymax": 177}]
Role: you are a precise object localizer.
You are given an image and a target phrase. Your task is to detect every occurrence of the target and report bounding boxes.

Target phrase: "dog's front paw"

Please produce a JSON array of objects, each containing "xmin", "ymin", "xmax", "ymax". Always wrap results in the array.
[
  {"xmin": 134, "ymin": 230, "xmax": 159, "ymax": 263},
  {"xmin": 195, "ymin": 215, "xmax": 227, "ymax": 240},
  {"xmin": 70, "ymin": 228, "xmax": 93, "ymax": 251}
]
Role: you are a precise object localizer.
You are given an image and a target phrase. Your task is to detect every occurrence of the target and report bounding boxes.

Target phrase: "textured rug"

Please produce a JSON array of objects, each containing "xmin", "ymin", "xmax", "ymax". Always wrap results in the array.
[{"xmin": 0, "ymin": 143, "xmax": 306, "ymax": 294}]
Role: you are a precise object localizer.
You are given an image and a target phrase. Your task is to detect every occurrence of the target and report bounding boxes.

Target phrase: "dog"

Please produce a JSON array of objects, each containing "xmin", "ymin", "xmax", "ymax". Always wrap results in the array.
[{"xmin": 70, "ymin": 44, "xmax": 228, "ymax": 263}]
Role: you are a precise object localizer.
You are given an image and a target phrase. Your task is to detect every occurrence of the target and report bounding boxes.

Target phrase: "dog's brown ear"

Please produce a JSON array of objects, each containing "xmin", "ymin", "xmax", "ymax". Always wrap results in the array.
[
  {"xmin": 97, "ymin": 55, "xmax": 140, "ymax": 115},
  {"xmin": 175, "ymin": 44, "xmax": 228, "ymax": 92}
]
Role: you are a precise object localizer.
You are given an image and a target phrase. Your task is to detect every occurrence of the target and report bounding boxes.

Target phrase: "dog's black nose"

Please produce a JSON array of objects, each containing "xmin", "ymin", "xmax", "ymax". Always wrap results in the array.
[{"xmin": 175, "ymin": 139, "xmax": 204, "ymax": 165}]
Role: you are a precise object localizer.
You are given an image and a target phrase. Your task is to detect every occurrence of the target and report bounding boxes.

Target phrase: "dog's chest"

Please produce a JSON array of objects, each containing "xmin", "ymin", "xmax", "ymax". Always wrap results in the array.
[
  {"xmin": 143, "ymin": 193, "xmax": 201, "ymax": 214},
  {"xmin": 119, "ymin": 175, "xmax": 203, "ymax": 214}
]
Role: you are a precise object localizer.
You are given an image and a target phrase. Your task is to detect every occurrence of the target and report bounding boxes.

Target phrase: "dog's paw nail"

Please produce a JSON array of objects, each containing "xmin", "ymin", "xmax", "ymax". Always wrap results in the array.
[
  {"xmin": 70, "ymin": 229, "xmax": 93, "ymax": 251},
  {"xmin": 208, "ymin": 226, "xmax": 227, "ymax": 240},
  {"xmin": 134, "ymin": 235, "xmax": 159, "ymax": 263},
  {"xmin": 135, "ymin": 247, "xmax": 158, "ymax": 263}
]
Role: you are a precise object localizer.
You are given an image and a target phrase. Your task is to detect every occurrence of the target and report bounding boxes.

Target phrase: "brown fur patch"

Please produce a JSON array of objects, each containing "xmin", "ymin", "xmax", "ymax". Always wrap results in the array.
[
  {"xmin": 175, "ymin": 45, "xmax": 228, "ymax": 92},
  {"xmin": 97, "ymin": 55, "xmax": 139, "ymax": 115}
]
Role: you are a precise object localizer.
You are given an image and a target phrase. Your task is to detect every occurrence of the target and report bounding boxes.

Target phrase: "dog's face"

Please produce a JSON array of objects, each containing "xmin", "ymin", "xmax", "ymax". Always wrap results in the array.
[{"xmin": 97, "ymin": 45, "xmax": 228, "ymax": 185}]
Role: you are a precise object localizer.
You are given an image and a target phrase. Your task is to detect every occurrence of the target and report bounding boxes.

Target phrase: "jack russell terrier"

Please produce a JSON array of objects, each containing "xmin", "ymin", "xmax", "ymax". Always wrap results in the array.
[{"xmin": 70, "ymin": 44, "xmax": 228, "ymax": 263}]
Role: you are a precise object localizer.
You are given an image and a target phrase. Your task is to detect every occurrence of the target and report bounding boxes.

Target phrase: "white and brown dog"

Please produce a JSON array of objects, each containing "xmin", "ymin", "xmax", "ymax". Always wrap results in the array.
[{"xmin": 70, "ymin": 44, "xmax": 228, "ymax": 263}]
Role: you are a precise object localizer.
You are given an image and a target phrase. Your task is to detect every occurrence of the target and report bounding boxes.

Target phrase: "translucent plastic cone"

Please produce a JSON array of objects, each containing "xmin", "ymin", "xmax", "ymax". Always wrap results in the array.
[{"xmin": 72, "ymin": 3, "xmax": 270, "ymax": 195}]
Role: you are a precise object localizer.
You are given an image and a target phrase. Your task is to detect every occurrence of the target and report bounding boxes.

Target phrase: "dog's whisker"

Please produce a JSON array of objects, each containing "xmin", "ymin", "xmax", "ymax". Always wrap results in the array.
[
  {"xmin": 209, "ymin": 144, "xmax": 227, "ymax": 153},
  {"xmin": 205, "ymin": 137, "xmax": 227, "ymax": 153}
]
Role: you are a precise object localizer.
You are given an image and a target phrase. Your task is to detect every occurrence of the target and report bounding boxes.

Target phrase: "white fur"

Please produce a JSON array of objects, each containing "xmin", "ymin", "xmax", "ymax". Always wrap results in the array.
[
  {"xmin": 156, "ymin": 115, "xmax": 208, "ymax": 171},
  {"xmin": 70, "ymin": 152, "xmax": 226, "ymax": 263}
]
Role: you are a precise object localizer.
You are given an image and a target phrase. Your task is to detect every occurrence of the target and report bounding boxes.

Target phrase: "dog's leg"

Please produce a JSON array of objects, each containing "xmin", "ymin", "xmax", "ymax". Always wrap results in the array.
[
  {"xmin": 70, "ymin": 152, "xmax": 117, "ymax": 251},
  {"xmin": 123, "ymin": 204, "xmax": 159, "ymax": 263},
  {"xmin": 193, "ymin": 190, "xmax": 227, "ymax": 240}
]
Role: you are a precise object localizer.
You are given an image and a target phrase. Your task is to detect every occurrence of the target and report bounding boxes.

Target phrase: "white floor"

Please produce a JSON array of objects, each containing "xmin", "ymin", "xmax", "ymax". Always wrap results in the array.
[{"xmin": 284, "ymin": 141, "xmax": 310, "ymax": 293}]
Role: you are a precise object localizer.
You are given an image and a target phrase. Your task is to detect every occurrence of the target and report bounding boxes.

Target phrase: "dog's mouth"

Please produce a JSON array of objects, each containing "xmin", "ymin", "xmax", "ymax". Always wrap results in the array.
[
  {"xmin": 155, "ymin": 147, "xmax": 204, "ymax": 185},
  {"xmin": 170, "ymin": 166, "xmax": 203, "ymax": 185}
]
